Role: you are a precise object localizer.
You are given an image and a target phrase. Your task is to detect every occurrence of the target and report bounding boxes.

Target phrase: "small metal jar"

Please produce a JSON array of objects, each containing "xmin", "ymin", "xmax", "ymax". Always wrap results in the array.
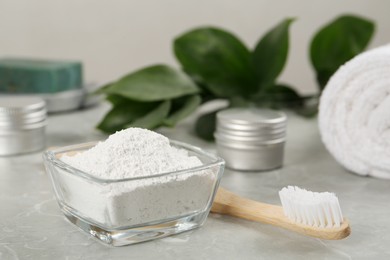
[
  {"xmin": 0, "ymin": 97, "xmax": 47, "ymax": 156},
  {"xmin": 215, "ymin": 108, "xmax": 286, "ymax": 171}
]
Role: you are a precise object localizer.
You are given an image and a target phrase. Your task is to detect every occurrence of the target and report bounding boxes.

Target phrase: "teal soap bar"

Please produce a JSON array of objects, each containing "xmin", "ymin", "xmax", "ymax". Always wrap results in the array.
[{"xmin": 0, "ymin": 58, "xmax": 83, "ymax": 94}]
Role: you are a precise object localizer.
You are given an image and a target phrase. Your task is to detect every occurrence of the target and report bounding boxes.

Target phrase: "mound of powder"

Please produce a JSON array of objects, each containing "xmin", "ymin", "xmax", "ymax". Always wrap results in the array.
[
  {"xmin": 62, "ymin": 128, "xmax": 202, "ymax": 179},
  {"xmin": 58, "ymin": 128, "xmax": 217, "ymax": 227}
]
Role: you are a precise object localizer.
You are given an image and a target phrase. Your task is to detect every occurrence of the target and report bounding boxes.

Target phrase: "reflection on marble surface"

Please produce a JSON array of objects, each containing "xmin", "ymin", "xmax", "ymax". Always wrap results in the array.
[{"xmin": 1, "ymin": 104, "xmax": 390, "ymax": 259}]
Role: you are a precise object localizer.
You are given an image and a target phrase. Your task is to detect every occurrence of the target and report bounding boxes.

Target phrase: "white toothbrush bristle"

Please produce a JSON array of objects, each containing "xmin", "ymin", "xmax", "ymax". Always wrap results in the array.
[{"xmin": 279, "ymin": 186, "xmax": 343, "ymax": 228}]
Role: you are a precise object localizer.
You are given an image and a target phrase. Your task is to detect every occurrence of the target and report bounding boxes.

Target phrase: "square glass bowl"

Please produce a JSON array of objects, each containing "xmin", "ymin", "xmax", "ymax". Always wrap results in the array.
[{"xmin": 43, "ymin": 140, "xmax": 225, "ymax": 246}]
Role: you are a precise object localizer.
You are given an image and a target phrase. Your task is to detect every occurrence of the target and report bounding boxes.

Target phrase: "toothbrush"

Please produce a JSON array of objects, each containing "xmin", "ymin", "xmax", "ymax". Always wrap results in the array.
[{"xmin": 211, "ymin": 186, "xmax": 351, "ymax": 240}]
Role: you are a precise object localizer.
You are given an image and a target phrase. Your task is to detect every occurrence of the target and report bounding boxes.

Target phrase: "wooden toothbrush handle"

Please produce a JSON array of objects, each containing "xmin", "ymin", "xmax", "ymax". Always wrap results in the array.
[
  {"xmin": 211, "ymin": 188, "xmax": 351, "ymax": 240},
  {"xmin": 211, "ymin": 188, "xmax": 286, "ymax": 225}
]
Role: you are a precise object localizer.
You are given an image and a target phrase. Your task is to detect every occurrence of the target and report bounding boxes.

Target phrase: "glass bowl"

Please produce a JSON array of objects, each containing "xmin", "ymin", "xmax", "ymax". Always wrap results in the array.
[{"xmin": 43, "ymin": 140, "xmax": 225, "ymax": 246}]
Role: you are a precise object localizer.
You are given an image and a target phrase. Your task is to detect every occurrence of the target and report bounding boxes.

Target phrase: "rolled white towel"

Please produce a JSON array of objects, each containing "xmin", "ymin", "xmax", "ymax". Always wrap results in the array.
[{"xmin": 319, "ymin": 44, "xmax": 390, "ymax": 179}]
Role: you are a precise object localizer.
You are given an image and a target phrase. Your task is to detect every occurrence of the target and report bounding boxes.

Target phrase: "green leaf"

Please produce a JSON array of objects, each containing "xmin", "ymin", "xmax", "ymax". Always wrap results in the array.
[
  {"xmin": 102, "ymin": 65, "xmax": 199, "ymax": 101},
  {"xmin": 126, "ymin": 100, "xmax": 171, "ymax": 129},
  {"xmin": 187, "ymin": 76, "xmax": 217, "ymax": 103},
  {"xmin": 174, "ymin": 27, "xmax": 256, "ymax": 98},
  {"xmin": 164, "ymin": 95, "xmax": 201, "ymax": 127},
  {"xmin": 310, "ymin": 14, "xmax": 375, "ymax": 89},
  {"xmin": 106, "ymin": 94, "xmax": 130, "ymax": 106},
  {"xmin": 229, "ymin": 96, "xmax": 251, "ymax": 108},
  {"xmin": 296, "ymin": 105, "xmax": 318, "ymax": 118},
  {"xmin": 195, "ymin": 110, "xmax": 218, "ymax": 141},
  {"xmin": 94, "ymin": 83, "xmax": 113, "ymax": 94},
  {"xmin": 255, "ymin": 84, "xmax": 303, "ymax": 109},
  {"xmin": 97, "ymin": 100, "xmax": 167, "ymax": 133},
  {"xmin": 253, "ymin": 18, "xmax": 295, "ymax": 86}
]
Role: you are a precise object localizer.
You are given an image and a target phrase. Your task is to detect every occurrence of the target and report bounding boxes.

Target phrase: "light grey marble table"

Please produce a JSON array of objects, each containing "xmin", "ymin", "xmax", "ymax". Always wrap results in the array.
[{"xmin": 1, "ymin": 104, "xmax": 389, "ymax": 260}]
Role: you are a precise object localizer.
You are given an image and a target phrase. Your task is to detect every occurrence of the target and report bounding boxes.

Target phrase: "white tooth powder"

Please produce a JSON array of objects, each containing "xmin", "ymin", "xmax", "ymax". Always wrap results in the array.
[{"xmin": 60, "ymin": 128, "xmax": 216, "ymax": 227}]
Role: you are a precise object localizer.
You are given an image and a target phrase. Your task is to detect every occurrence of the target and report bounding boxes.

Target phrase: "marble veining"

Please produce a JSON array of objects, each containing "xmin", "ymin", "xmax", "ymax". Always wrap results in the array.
[{"xmin": 0, "ymin": 105, "xmax": 390, "ymax": 259}]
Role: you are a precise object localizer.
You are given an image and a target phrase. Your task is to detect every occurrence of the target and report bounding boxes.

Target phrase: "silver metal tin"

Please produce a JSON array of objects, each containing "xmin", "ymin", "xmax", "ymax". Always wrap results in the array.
[
  {"xmin": 40, "ymin": 88, "xmax": 85, "ymax": 113},
  {"xmin": 0, "ymin": 83, "xmax": 102, "ymax": 113},
  {"xmin": 215, "ymin": 133, "xmax": 285, "ymax": 145},
  {"xmin": 0, "ymin": 97, "xmax": 47, "ymax": 156},
  {"xmin": 217, "ymin": 108, "xmax": 286, "ymax": 126},
  {"xmin": 217, "ymin": 122, "xmax": 286, "ymax": 132},
  {"xmin": 215, "ymin": 108, "xmax": 286, "ymax": 171},
  {"xmin": 216, "ymin": 141, "xmax": 285, "ymax": 171}
]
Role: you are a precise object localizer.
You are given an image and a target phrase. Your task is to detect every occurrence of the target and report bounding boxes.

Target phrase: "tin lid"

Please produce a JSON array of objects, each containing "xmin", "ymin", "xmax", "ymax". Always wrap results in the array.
[
  {"xmin": 217, "ymin": 108, "xmax": 286, "ymax": 126},
  {"xmin": 217, "ymin": 122, "xmax": 286, "ymax": 134},
  {"xmin": 216, "ymin": 128, "xmax": 286, "ymax": 141},
  {"xmin": 0, "ymin": 97, "xmax": 45, "ymax": 114},
  {"xmin": 0, "ymin": 97, "xmax": 47, "ymax": 130},
  {"xmin": 215, "ymin": 108, "xmax": 287, "ymax": 143}
]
